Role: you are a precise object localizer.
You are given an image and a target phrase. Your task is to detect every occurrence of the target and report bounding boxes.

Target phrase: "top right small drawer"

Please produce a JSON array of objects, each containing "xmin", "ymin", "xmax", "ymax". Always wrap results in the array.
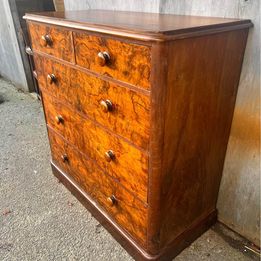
[{"xmin": 73, "ymin": 32, "xmax": 151, "ymax": 90}]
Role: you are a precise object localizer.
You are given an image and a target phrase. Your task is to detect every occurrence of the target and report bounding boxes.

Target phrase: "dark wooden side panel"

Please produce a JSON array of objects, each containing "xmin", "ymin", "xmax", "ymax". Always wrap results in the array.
[{"xmin": 159, "ymin": 29, "xmax": 249, "ymax": 247}]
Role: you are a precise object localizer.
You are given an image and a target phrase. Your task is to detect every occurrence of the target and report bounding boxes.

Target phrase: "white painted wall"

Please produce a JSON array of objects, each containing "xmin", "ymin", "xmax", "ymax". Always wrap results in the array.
[
  {"xmin": 0, "ymin": 0, "xmax": 28, "ymax": 90},
  {"xmin": 64, "ymin": 0, "xmax": 260, "ymax": 246}
]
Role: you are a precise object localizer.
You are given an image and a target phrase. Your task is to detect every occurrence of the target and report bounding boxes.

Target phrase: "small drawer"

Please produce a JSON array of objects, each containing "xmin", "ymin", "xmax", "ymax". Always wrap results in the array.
[
  {"xmin": 42, "ymin": 92, "xmax": 148, "ymax": 202},
  {"xmin": 28, "ymin": 22, "xmax": 74, "ymax": 62},
  {"xmin": 73, "ymin": 32, "xmax": 151, "ymax": 89},
  {"xmin": 48, "ymin": 130, "xmax": 147, "ymax": 245},
  {"xmin": 34, "ymin": 55, "xmax": 150, "ymax": 150}
]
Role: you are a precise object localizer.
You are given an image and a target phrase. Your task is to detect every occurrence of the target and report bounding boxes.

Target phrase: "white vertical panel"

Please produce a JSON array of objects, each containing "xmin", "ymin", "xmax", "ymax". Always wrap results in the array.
[{"xmin": 0, "ymin": 0, "xmax": 28, "ymax": 90}]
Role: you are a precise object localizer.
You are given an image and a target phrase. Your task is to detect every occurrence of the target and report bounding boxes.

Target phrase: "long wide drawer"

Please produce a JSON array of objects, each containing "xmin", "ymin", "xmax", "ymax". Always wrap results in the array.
[
  {"xmin": 42, "ymin": 92, "xmax": 148, "ymax": 202},
  {"xmin": 34, "ymin": 55, "xmax": 150, "ymax": 150},
  {"xmin": 48, "ymin": 130, "xmax": 147, "ymax": 245}
]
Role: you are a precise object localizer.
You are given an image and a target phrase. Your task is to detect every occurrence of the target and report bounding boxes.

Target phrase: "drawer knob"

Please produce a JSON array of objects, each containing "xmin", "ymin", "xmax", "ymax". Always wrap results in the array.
[
  {"xmin": 40, "ymin": 34, "xmax": 53, "ymax": 47},
  {"xmin": 97, "ymin": 51, "xmax": 110, "ymax": 66},
  {"xmin": 61, "ymin": 154, "xmax": 68, "ymax": 162},
  {"xmin": 107, "ymin": 195, "xmax": 117, "ymax": 206},
  {"xmin": 100, "ymin": 100, "xmax": 113, "ymax": 113},
  {"xmin": 104, "ymin": 150, "xmax": 115, "ymax": 162},
  {"xmin": 55, "ymin": 115, "xmax": 64, "ymax": 124},
  {"xmin": 47, "ymin": 74, "xmax": 56, "ymax": 84}
]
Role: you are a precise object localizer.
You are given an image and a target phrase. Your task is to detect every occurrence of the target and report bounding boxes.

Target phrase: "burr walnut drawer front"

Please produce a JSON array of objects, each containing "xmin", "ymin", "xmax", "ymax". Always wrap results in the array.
[
  {"xmin": 28, "ymin": 22, "xmax": 74, "ymax": 62},
  {"xmin": 48, "ymin": 130, "xmax": 147, "ymax": 245},
  {"xmin": 73, "ymin": 32, "xmax": 151, "ymax": 89},
  {"xmin": 35, "ymin": 55, "xmax": 150, "ymax": 150},
  {"xmin": 42, "ymin": 92, "xmax": 148, "ymax": 202}
]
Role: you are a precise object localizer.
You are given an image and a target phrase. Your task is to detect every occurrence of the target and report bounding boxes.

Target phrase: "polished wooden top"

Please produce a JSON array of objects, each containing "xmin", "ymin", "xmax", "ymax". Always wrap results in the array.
[{"xmin": 24, "ymin": 10, "xmax": 252, "ymax": 41}]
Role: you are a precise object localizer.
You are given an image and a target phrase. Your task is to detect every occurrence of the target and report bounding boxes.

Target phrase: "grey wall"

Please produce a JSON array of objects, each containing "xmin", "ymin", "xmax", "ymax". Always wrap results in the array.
[
  {"xmin": 64, "ymin": 0, "xmax": 160, "ymax": 12},
  {"xmin": 64, "ymin": 0, "xmax": 260, "ymax": 245},
  {"xmin": 0, "ymin": 0, "xmax": 28, "ymax": 90}
]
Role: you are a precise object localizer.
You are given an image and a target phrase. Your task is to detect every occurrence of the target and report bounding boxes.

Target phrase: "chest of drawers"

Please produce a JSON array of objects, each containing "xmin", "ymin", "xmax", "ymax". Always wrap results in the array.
[{"xmin": 24, "ymin": 10, "xmax": 252, "ymax": 260}]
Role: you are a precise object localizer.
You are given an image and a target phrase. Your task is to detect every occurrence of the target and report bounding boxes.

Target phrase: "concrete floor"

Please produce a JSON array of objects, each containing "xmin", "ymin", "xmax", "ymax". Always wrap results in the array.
[{"xmin": 0, "ymin": 77, "xmax": 258, "ymax": 261}]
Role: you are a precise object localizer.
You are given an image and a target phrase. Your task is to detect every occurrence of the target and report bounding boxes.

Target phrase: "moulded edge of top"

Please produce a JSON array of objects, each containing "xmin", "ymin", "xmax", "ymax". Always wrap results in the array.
[{"xmin": 23, "ymin": 13, "xmax": 253, "ymax": 42}]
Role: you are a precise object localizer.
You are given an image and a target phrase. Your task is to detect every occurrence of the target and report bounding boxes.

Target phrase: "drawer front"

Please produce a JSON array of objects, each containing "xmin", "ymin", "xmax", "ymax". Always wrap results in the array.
[
  {"xmin": 73, "ymin": 32, "xmax": 151, "ymax": 90},
  {"xmin": 28, "ymin": 22, "xmax": 74, "ymax": 62},
  {"xmin": 48, "ymin": 130, "xmax": 147, "ymax": 245},
  {"xmin": 35, "ymin": 55, "xmax": 150, "ymax": 150},
  {"xmin": 42, "ymin": 92, "xmax": 148, "ymax": 202}
]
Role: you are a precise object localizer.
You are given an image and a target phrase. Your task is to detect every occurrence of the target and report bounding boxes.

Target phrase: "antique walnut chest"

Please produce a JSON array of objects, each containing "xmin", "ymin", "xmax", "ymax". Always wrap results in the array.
[{"xmin": 24, "ymin": 10, "xmax": 252, "ymax": 260}]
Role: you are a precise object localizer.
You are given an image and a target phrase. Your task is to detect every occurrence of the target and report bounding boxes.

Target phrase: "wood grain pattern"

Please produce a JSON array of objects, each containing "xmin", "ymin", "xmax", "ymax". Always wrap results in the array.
[
  {"xmin": 28, "ymin": 22, "xmax": 74, "ymax": 62},
  {"xmin": 25, "ymin": 10, "xmax": 252, "ymax": 260},
  {"xmin": 147, "ymin": 42, "xmax": 169, "ymax": 254},
  {"xmin": 41, "ymin": 92, "xmax": 148, "ymax": 202},
  {"xmin": 158, "ymin": 29, "xmax": 249, "ymax": 248},
  {"xmin": 73, "ymin": 32, "xmax": 151, "ymax": 89},
  {"xmin": 48, "ymin": 130, "xmax": 148, "ymax": 245},
  {"xmin": 34, "ymin": 54, "xmax": 150, "ymax": 150}
]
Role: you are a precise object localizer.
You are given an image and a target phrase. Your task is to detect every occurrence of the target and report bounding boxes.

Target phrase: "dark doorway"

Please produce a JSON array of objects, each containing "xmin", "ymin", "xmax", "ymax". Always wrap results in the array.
[{"xmin": 9, "ymin": 0, "xmax": 55, "ymax": 94}]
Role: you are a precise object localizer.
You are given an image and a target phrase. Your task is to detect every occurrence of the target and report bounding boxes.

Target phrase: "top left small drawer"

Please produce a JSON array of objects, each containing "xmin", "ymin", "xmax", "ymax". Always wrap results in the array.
[{"xmin": 28, "ymin": 22, "xmax": 74, "ymax": 62}]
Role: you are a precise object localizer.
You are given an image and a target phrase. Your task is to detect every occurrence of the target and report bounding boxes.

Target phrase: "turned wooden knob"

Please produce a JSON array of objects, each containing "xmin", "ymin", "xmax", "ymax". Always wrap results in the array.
[
  {"xmin": 47, "ymin": 74, "xmax": 56, "ymax": 84},
  {"xmin": 107, "ymin": 195, "xmax": 117, "ymax": 206},
  {"xmin": 97, "ymin": 51, "xmax": 110, "ymax": 66},
  {"xmin": 100, "ymin": 100, "xmax": 113, "ymax": 113},
  {"xmin": 61, "ymin": 154, "xmax": 68, "ymax": 162},
  {"xmin": 55, "ymin": 115, "xmax": 64, "ymax": 124},
  {"xmin": 40, "ymin": 34, "xmax": 53, "ymax": 47},
  {"xmin": 104, "ymin": 150, "xmax": 115, "ymax": 162}
]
